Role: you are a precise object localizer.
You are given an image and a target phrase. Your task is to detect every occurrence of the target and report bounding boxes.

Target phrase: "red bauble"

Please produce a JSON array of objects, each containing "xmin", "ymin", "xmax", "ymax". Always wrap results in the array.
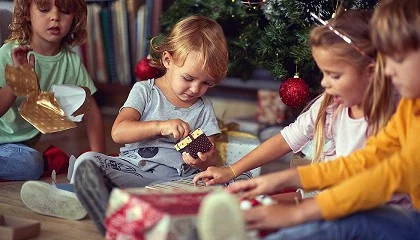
[
  {"xmin": 279, "ymin": 76, "xmax": 310, "ymax": 107},
  {"xmin": 134, "ymin": 58, "xmax": 160, "ymax": 80}
]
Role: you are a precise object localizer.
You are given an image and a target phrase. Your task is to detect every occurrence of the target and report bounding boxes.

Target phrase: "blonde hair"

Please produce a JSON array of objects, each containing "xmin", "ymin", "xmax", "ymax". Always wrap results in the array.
[
  {"xmin": 371, "ymin": 0, "xmax": 420, "ymax": 55},
  {"xmin": 149, "ymin": 15, "xmax": 228, "ymax": 85},
  {"xmin": 308, "ymin": 9, "xmax": 396, "ymax": 163},
  {"xmin": 7, "ymin": 0, "xmax": 87, "ymax": 48}
]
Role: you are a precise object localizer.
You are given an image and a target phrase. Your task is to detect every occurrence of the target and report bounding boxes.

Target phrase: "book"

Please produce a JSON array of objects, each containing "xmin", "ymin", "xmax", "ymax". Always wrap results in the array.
[
  {"xmin": 144, "ymin": 0, "xmax": 153, "ymax": 56},
  {"xmin": 145, "ymin": 177, "xmax": 221, "ymax": 192},
  {"xmin": 112, "ymin": 0, "xmax": 132, "ymax": 85},
  {"xmin": 100, "ymin": 5, "xmax": 118, "ymax": 83},
  {"xmin": 135, "ymin": 4, "xmax": 146, "ymax": 61},
  {"xmin": 151, "ymin": 0, "xmax": 162, "ymax": 36},
  {"xmin": 127, "ymin": 0, "xmax": 144, "ymax": 72},
  {"xmin": 92, "ymin": 4, "xmax": 109, "ymax": 83},
  {"xmin": 85, "ymin": 4, "xmax": 96, "ymax": 80}
]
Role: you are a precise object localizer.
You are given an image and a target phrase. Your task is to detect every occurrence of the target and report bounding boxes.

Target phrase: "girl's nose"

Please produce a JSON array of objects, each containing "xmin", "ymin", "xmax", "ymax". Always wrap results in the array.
[
  {"xmin": 320, "ymin": 77, "xmax": 330, "ymax": 88},
  {"xmin": 384, "ymin": 61, "xmax": 395, "ymax": 77},
  {"xmin": 50, "ymin": 8, "xmax": 61, "ymax": 21}
]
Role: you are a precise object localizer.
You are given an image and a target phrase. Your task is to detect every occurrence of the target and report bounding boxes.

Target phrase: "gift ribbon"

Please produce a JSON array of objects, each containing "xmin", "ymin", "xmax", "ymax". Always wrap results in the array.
[
  {"xmin": 216, "ymin": 118, "xmax": 258, "ymax": 165},
  {"xmin": 5, "ymin": 64, "xmax": 91, "ymax": 133}
]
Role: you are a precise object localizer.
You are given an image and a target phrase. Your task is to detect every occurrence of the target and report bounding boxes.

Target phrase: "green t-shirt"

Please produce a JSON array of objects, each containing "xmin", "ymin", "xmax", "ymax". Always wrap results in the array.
[{"xmin": 0, "ymin": 42, "xmax": 97, "ymax": 144}]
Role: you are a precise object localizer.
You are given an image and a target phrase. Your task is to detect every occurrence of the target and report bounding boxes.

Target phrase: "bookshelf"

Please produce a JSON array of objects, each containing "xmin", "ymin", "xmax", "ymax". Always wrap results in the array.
[
  {"xmin": 83, "ymin": 0, "xmax": 167, "ymax": 106},
  {"xmin": 84, "ymin": 0, "xmax": 168, "ymax": 107},
  {"xmin": 84, "ymin": 0, "xmax": 151, "ymax": 85}
]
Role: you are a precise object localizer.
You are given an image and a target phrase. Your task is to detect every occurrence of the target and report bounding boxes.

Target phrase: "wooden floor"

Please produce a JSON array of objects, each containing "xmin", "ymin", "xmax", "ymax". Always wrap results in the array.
[
  {"xmin": 0, "ymin": 175, "xmax": 103, "ymax": 240},
  {"xmin": 0, "ymin": 112, "xmax": 290, "ymax": 239},
  {"xmin": 0, "ymin": 114, "xmax": 120, "ymax": 240}
]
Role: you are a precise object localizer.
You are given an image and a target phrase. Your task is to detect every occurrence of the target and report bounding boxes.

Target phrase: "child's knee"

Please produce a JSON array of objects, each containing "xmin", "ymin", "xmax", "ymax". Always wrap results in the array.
[
  {"xmin": 77, "ymin": 151, "xmax": 104, "ymax": 162},
  {"xmin": 18, "ymin": 152, "xmax": 44, "ymax": 180},
  {"xmin": 26, "ymin": 161, "xmax": 44, "ymax": 179},
  {"xmin": 73, "ymin": 152, "xmax": 102, "ymax": 170},
  {"xmin": 70, "ymin": 152, "xmax": 103, "ymax": 183},
  {"xmin": 78, "ymin": 151, "xmax": 94, "ymax": 158}
]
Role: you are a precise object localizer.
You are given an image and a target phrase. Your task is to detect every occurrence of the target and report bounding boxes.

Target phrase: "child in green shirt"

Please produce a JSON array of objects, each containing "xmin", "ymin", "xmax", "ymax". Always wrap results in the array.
[{"xmin": 0, "ymin": 0, "xmax": 104, "ymax": 180}]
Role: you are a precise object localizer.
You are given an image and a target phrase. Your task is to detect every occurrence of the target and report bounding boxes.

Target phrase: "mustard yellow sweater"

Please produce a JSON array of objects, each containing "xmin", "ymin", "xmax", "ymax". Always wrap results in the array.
[{"xmin": 298, "ymin": 98, "xmax": 420, "ymax": 220}]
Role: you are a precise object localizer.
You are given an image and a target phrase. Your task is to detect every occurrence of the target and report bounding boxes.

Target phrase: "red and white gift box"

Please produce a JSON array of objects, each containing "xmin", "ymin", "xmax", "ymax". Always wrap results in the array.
[
  {"xmin": 105, "ymin": 188, "xmax": 215, "ymax": 240},
  {"xmin": 256, "ymin": 89, "xmax": 289, "ymax": 125}
]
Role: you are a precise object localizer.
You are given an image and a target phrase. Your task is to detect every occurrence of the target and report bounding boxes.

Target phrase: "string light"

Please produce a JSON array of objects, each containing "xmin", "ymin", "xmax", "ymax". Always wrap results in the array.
[{"xmin": 241, "ymin": 0, "xmax": 266, "ymax": 8}]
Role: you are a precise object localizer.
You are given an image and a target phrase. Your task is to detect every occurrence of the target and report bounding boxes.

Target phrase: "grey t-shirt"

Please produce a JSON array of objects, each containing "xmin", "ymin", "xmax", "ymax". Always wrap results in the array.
[{"xmin": 118, "ymin": 79, "xmax": 220, "ymax": 170}]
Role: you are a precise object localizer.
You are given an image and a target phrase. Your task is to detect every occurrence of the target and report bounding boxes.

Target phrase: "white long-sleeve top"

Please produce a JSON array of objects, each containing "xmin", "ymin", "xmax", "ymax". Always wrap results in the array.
[
  {"xmin": 282, "ymin": 96, "xmax": 411, "ymax": 207},
  {"xmin": 280, "ymin": 96, "xmax": 368, "ymax": 161}
]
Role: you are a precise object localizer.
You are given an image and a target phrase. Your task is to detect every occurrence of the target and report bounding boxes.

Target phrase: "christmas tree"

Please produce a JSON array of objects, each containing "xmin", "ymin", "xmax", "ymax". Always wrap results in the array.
[{"xmin": 159, "ymin": 0, "xmax": 378, "ymax": 93}]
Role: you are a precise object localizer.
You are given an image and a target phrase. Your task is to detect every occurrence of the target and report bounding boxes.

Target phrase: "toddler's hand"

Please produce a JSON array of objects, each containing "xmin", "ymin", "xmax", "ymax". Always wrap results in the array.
[
  {"xmin": 12, "ymin": 46, "xmax": 35, "ymax": 68},
  {"xmin": 182, "ymin": 145, "xmax": 215, "ymax": 170},
  {"xmin": 159, "ymin": 119, "xmax": 190, "ymax": 139}
]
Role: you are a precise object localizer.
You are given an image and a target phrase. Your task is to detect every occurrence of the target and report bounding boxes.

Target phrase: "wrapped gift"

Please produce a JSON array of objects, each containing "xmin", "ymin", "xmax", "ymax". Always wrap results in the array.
[
  {"xmin": 256, "ymin": 89, "xmax": 290, "ymax": 125},
  {"xmin": 216, "ymin": 121, "xmax": 261, "ymax": 177},
  {"xmin": 105, "ymin": 188, "xmax": 217, "ymax": 240},
  {"xmin": 5, "ymin": 64, "xmax": 91, "ymax": 133},
  {"xmin": 233, "ymin": 118, "xmax": 262, "ymax": 136},
  {"xmin": 174, "ymin": 128, "xmax": 212, "ymax": 159}
]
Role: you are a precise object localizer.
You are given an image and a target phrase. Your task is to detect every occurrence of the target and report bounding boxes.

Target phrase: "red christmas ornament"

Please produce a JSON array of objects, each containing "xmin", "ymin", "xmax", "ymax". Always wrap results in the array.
[
  {"xmin": 250, "ymin": 199, "xmax": 260, "ymax": 206},
  {"xmin": 135, "ymin": 58, "xmax": 160, "ymax": 81},
  {"xmin": 279, "ymin": 75, "xmax": 310, "ymax": 107}
]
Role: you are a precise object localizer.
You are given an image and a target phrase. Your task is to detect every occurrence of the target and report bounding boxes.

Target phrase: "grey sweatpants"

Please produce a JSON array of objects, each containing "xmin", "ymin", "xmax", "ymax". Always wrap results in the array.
[{"xmin": 69, "ymin": 152, "xmax": 199, "ymax": 188}]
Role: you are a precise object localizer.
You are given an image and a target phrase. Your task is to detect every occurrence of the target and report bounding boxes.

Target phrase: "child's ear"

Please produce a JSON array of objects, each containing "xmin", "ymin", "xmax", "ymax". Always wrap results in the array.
[
  {"xmin": 162, "ymin": 51, "xmax": 172, "ymax": 68},
  {"xmin": 24, "ymin": 13, "xmax": 31, "ymax": 21},
  {"xmin": 366, "ymin": 62, "xmax": 376, "ymax": 83}
]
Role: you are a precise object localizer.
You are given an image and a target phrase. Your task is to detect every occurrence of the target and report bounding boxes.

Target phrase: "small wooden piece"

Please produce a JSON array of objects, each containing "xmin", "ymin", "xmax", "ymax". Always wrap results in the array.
[{"xmin": 0, "ymin": 215, "xmax": 40, "ymax": 240}]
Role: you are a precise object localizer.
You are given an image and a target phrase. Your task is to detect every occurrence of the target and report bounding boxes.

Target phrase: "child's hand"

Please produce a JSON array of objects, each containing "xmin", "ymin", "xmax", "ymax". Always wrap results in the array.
[
  {"xmin": 244, "ymin": 198, "xmax": 321, "ymax": 230},
  {"xmin": 159, "ymin": 119, "xmax": 190, "ymax": 139},
  {"xmin": 182, "ymin": 144, "xmax": 216, "ymax": 170},
  {"xmin": 11, "ymin": 46, "xmax": 35, "ymax": 68},
  {"xmin": 226, "ymin": 176, "xmax": 274, "ymax": 199},
  {"xmin": 193, "ymin": 165, "xmax": 235, "ymax": 185},
  {"xmin": 244, "ymin": 203, "xmax": 301, "ymax": 230},
  {"xmin": 227, "ymin": 169, "xmax": 301, "ymax": 199}
]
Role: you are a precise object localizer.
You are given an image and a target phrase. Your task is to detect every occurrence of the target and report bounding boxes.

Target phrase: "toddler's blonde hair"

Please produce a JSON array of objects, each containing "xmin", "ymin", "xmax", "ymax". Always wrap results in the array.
[{"xmin": 149, "ymin": 15, "xmax": 228, "ymax": 85}]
